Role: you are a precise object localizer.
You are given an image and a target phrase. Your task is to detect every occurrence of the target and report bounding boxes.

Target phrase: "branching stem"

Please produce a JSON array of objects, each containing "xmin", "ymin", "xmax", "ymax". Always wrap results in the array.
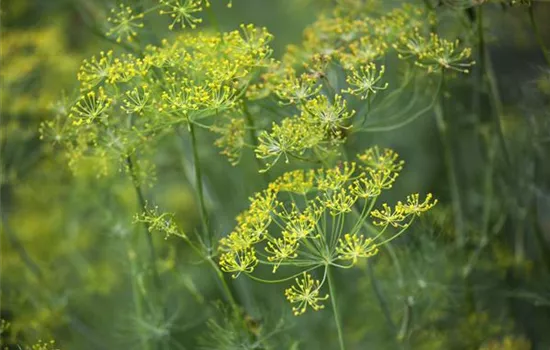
[{"xmin": 327, "ymin": 266, "xmax": 346, "ymax": 350}]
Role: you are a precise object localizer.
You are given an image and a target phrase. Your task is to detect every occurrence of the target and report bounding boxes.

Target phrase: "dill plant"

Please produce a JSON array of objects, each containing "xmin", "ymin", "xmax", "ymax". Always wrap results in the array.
[
  {"xmin": 37, "ymin": 0, "xmax": 463, "ymax": 348},
  {"xmin": 3, "ymin": 0, "xmax": 548, "ymax": 349}
]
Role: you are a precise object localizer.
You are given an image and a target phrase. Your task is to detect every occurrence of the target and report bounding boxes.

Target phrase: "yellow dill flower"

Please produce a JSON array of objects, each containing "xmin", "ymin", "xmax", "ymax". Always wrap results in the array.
[
  {"xmin": 265, "ymin": 233, "xmax": 300, "ymax": 272},
  {"xmin": 236, "ymin": 24, "xmax": 274, "ymax": 64},
  {"xmin": 122, "ymin": 85, "xmax": 151, "ymax": 115},
  {"xmin": 249, "ymin": 189, "xmax": 278, "ymax": 219},
  {"xmin": 303, "ymin": 94, "xmax": 355, "ymax": 132},
  {"xmin": 275, "ymin": 169, "xmax": 316, "ymax": 195},
  {"xmin": 201, "ymin": 84, "xmax": 237, "ymax": 111},
  {"xmin": 69, "ymin": 88, "xmax": 112, "ymax": 125},
  {"xmin": 220, "ymin": 248, "xmax": 258, "ymax": 278},
  {"xmin": 358, "ymin": 146, "xmax": 404, "ymax": 174},
  {"xmin": 343, "ymin": 63, "xmax": 389, "ymax": 100},
  {"xmin": 409, "ymin": 32, "xmax": 475, "ymax": 74},
  {"xmin": 350, "ymin": 177, "xmax": 381, "ymax": 198},
  {"xmin": 398, "ymin": 193, "xmax": 438, "ymax": 216},
  {"xmin": 367, "ymin": 169, "xmax": 398, "ymax": 191},
  {"xmin": 77, "ymin": 51, "xmax": 113, "ymax": 90},
  {"xmin": 285, "ymin": 273, "xmax": 329, "ymax": 316},
  {"xmin": 323, "ymin": 188, "xmax": 358, "ymax": 215},
  {"xmin": 219, "ymin": 225, "xmax": 265, "ymax": 252},
  {"xmin": 285, "ymin": 206, "xmax": 320, "ymax": 240},
  {"xmin": 336, "ymin": 233, "xmax": 379, "ymax": 264},
  {"xmin": 275, "ymin": 70, "xmax": 321, "ymax": 105},
  {"xmin": 316, "ymin": 162, "xmax": 357, "ymax": 191},
  {"xmin": 255, "ymin": 118, "xmax": 320, "ymax": 170},
  {"xmin": 371, "ymin": 203, "xmax": 408, "ymax": 228},
  {"xmin": 344, "ymin": 37, "xmax": 388, "ymax": 66},
  {"xmin": 394, "ymin": 27, "xmax": 430, "ymax": 59},
  {"xmin": 159, "ymin": 0, "xmax": 203, "ymax": 30},
  {"xmin": 106, "ymin": 4, "xmax": 144, "ymax": 43},
  {"xmin": 107, "ymin": 54, "xmax": 147, "ymax": 84},
  {"xmin": 213, "ymin": 117, "xmax": 246, "ymax": 165},
  {"xmin": 134, "ymin": 205, "xmax": 186, "ymax": 239}
]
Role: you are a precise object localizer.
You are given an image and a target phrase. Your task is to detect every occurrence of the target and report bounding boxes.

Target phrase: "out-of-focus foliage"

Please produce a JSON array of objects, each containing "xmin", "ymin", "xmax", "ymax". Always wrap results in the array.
[{"xmin": 2, "ymin": 0, "xmax": 550, "ymax": 349}]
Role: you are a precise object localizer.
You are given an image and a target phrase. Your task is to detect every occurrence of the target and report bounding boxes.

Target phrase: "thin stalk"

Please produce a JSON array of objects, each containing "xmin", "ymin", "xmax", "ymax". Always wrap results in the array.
[
  {"xmin": 126, "ymin": 156, "xmax": 166, "ymax": 350},
  {"xmin": 483, "ymin": 37, "xmax": 512, "ymax": 167},
  {"xmin": 327, "ymin": 266, "xmax": 346, "ymax": 350},
  {"xmin": 433, "ymin": 76, "xmax": 466, "ymax": 248},
  {"xmin": 528, "ymin": 4, "xmax": 550, "ymax": 67},
  {"xmin": 206, "ymin": 257, "xmax": 239, "ymax": 309},
  {"xmin": 128, "ymin": 248, "xmax": 151, "ymax": 350},
  {"xmin": 189, "ymin": 122, "xmax": 211, "ymax": 247},
  {"xmin": 126, "ymin": 156, "xmax": 162, "ymax": 290},
  {"xmin": 243, "ymin": 101, "xmax": 270, "ymax": 182}
]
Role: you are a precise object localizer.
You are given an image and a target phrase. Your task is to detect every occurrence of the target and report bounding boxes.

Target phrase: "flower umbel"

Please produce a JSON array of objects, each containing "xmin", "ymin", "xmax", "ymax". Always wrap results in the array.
[
  {"xmin": 336, "ymin": 233, "xmax": 379, "ymax": 265},
  {"xmin": 285, "ymin": 273, "xmax": 329, "ymax": 316},
  {"xmin": 106, "ymin": 4, "xmax": 145, "ymax": 43},
  {"xmin": 344, "ymin": 63, "xmax": 389, "ymax": 100}
]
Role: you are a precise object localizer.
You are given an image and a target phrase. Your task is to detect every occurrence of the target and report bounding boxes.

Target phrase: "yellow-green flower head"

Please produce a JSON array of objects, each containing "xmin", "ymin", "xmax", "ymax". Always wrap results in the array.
[
  {"xmin": 69, "ymin": 87, "xmax": 112, "ymax": 125},
  {"xmin": 394, "ymin": 27, "xmax": 430, "ymax": 59},
  {"xmin": 398, "ymin": 193, "xmax": 438, "ymax": 216},
  {"xmin": 316, "ymin": 162, "xmax": 357, "ymax": 191},
  {"xmin": 134, "ymin": 206, "xmax": 186, "ymax": 239},
  {"xmin": 358, "ymin": 146, "xmax": 404, "ymax": 174},
  {"xmin": 285, "ymin": 273, "xmax": 329, "ymax": 316},
  {"xmin": 213, "ymin": 117, "xmax": 246, "ymax": 165},
  {"xmin": 343, "ymin": 63, "xmax": 389, "ymax": 100},
  {"xmin": 256, "ymin": 118, "xmax": 319, "ymax": 171},
  {"xmin": 159, "ymin": 0, "xmax": 203, "ymax": 30},
  {"xmin": 122, "ymin": 85, "xmax": 151, "ymax": 115},
  {"xmin": 77, "ymin": 51, "xmax": 113, "ymax": 90},
  {"xmin": 367, "ymin": 168, "xmax": 399, "ymax": 191},
  {"xmin": 235, "ymin": 24, "xmax": 274, "ymax": 64},
  {"xmin": 336, "ymin": 233, "xmax": 379, "ymax": 264},
  {"xmin": 323, "ymin": 188, "xmax": 358, "ymax": 216},
  {"xmin": 275, "ymin": 70, "xmax": 321, "ymax": 105},
  {"xmin": 219, "ymin": 224, "xmax": 265, "ymax": 252},
  {"xmin": 106, "ymin": 54, "xmax": 147, "ymax": 84},
  {"xmin": 249, "ymin": 189, "xmax": 278, "ymax": 219},
  {"xmin": 220, "ymin": 248, "xmax": 258, "ymax": 278},
  {"xmin": 415, "ymin": 33, "xmax": 475, "ymax": 73},
  {"xmin": 106, "ymin": 4, "xmax": 144, "ymax": 43},
  {"xmin": 284, "ymin": 206, "xmax": 320, "ymax": 240},
  {"xmin": 275, "ymin": 169, "xmax": 316, "ymax": 195},
  {"xmin": 344, "ymin": 37, "xmax": 388, "ymax": 66},
  {"xmin": 303, "ymin": 94, "xmax": 355, "ymax": 132},
  {"xmin": 371, "ymin": 203, "xmax": 408, "ymax": 228},
  {"xmin": 265, "ymin": 233, "xmax": 300, "ymax": 272},
  {"xmin": 350, "ymin": 177, "xmax": 382, "ymax": 198}
]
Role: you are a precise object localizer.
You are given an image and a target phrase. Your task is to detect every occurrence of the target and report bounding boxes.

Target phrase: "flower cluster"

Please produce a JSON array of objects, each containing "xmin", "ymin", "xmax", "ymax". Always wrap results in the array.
[
  {"xmin": 395, "ymin": 30, "xmax": 475, "ymax": 73},
  {"xmin": 50, "ymin": 23, "xmax": 273, "ymax": 176},
  {"xmin": 218, "ymin": 146, "xmax": 437, "ymax": 315},
  {"xmin": 106, "ymin": 4, "xmax": 145, "ymax": 43}
]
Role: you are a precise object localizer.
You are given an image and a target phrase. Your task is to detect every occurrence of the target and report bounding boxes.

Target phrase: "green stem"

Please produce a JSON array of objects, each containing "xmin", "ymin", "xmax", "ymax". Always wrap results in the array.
[
  {"xmin": 207, "ymin": 258, "xmax": 239, "ymax": 309},
  {"xmin": 433, "ymin": 76, "xmax": 466, "ymax": 248},
  {"xmin": 327, "ymin": 266, "xmax": 346, "ymax": 350},
  {"xmin": 483, "ymin": 37, "xmax": 512, "ymax": 167},
  {"xmin": 126, "ymin": 156, "xmax": 163, "ymax": 290},
  {"xmin": 243, "ymin": 102, "xmax": 270, "ymax": 182},
  {"xmin": 528, "ymin": 4, "xmax": 550, "ymax": 67},
  {"xmin": 189, "ymin": 122, "xmax": 211, "ymax": 247},
  {"xmin": 128, "ymin": 247, "xmax": 151, "ymax": 350}
]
